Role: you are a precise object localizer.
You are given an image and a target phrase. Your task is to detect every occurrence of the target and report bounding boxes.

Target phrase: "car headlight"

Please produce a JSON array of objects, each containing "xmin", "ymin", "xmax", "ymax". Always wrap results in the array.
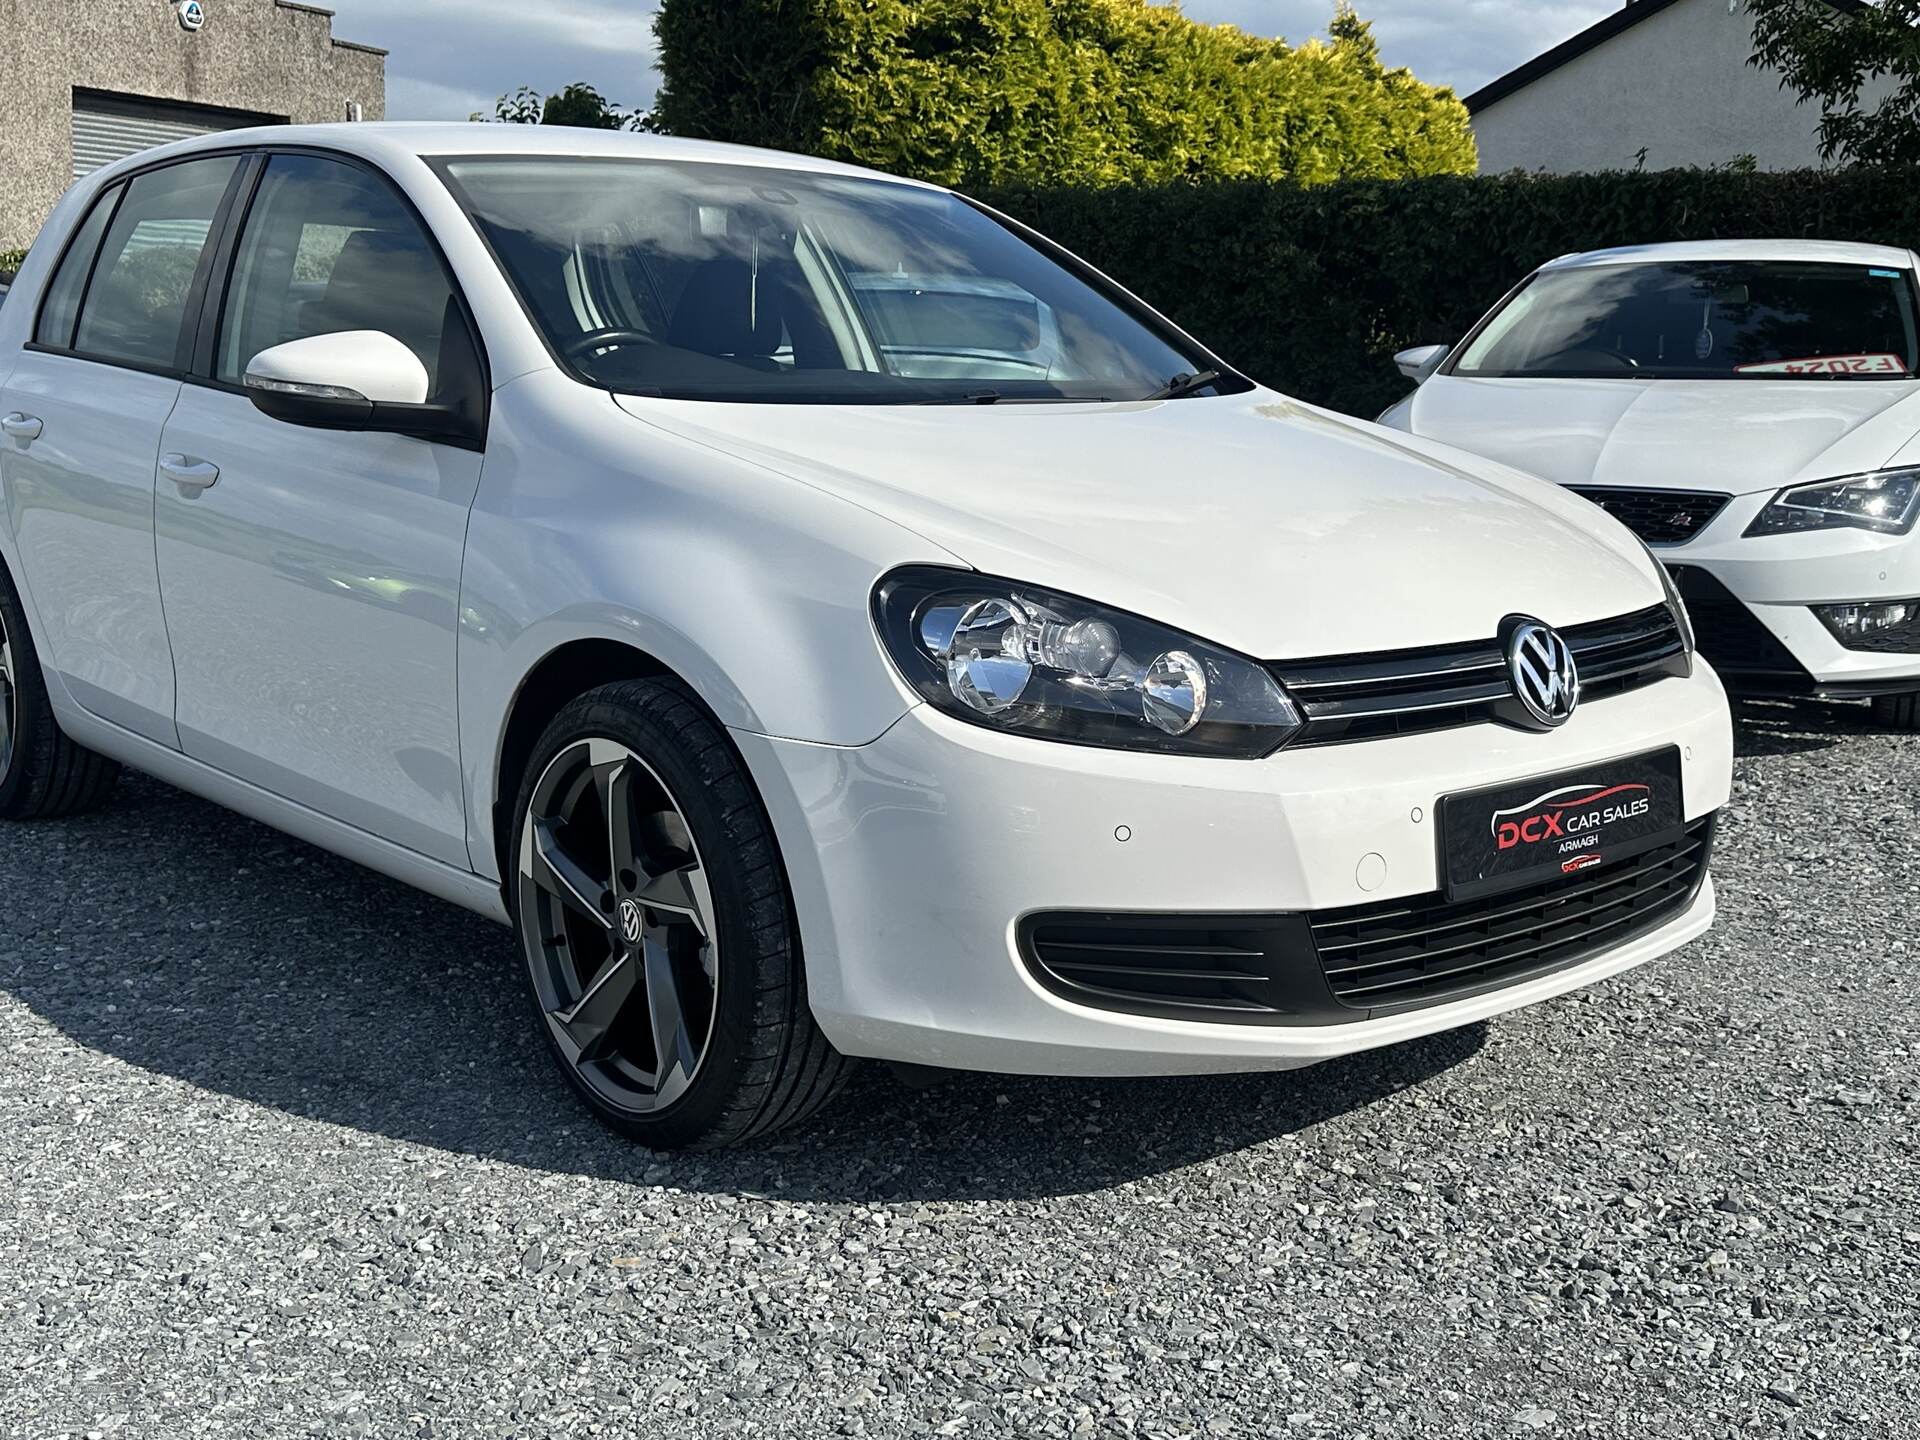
[
  {"xmin": 1636, "ymin": 540, "xmax": 1696, "ymax": 669},
  {"xmin": 1745, "ymin": 468, "xmax": 1920, "ymax": 537},
  {"xmin": 873, "ymin": 567, "xmax": 1303, "ymax": 758}
]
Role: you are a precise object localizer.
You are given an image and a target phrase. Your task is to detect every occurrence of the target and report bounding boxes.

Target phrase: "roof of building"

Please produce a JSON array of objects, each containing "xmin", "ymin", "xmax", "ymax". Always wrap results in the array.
[
  {"xmin": 1541, "ymin": 239, "xmax": 1913, "ymax": 271},
  {"xmin": 1464, "ymin": 0, "xmax": 1867, "ymax": 114},
  {"xmin": 272, "ymin": 0, "xmax": 388, "ymax": 57}
]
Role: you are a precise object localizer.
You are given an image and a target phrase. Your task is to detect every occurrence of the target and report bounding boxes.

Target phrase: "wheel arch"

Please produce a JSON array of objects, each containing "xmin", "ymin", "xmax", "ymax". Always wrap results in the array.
[
  {"xmin": 489, "ymin": 636, "xmax": 674, "ymax": 883},
  {"xmin": 484, "ymin": 628, "xmax": 807, "ymax": 885}
]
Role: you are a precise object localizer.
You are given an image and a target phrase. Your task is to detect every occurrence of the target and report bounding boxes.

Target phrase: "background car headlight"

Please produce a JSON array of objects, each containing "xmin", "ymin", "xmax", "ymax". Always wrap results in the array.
[
  {"xmin": 1745, "ymin": 469, "xmax": 1920, "ymax": 537},
  {"xmin": 874, "ymin": 567, "xmax": 1303, "ymax": 758}
]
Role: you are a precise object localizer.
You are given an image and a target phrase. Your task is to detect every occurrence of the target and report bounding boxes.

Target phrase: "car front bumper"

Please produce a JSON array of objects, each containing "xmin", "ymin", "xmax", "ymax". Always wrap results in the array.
[
  {"xmin": 733, "ymin": 663, "xmax": 1733, "ymax": 1077},
  {"xmin": 1655, "ymin": 490, "xmax": 1920, "ymax": 694}
]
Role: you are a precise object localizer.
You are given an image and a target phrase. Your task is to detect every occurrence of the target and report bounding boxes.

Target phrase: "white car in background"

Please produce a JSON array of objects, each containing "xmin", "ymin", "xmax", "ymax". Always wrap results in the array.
[
  {"xmin": 1380, "ymin": 241, "xmax": 1920, "ymax": 728},
  {"xmin": 0, "ymin": 127, "xmax": 1731, "ymax": 1148}
]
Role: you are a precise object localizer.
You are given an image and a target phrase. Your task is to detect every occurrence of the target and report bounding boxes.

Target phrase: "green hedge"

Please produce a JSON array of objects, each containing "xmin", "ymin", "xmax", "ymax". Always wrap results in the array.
[
  {"xmin": 975, "ymin": 167, "xmax": 1920, "ymax": 419},
  {"xmin": 0, "ymin": 248, "xmax": 25, "ymax": 278},
  {"xmin": 652, "ymin": 0, "xmax": 1474, "ymax": 187}
]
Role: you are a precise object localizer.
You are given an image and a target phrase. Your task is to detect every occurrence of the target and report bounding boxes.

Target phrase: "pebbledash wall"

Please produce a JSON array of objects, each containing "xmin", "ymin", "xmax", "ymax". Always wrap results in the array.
[
  {"xmin": 1466, "ymin": 0, "xmax": 1892, "ymax": 175},
  {"xmin": 0, "ymin": 0, "xmax": 386, "ymax": 252}
]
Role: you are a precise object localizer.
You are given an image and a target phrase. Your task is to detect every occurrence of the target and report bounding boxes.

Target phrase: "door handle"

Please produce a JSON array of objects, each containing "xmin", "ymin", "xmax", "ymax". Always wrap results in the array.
[
  {"xmin": 159, "ymin": 454, "xmax": 220, "ymax": 494},
  {"xmin": 1, "ymin": 413, "xmax": 42, "ymax": 442}
]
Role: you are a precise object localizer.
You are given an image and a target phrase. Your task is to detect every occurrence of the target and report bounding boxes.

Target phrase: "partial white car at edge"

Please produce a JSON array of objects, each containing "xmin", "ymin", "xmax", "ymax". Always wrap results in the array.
[
  {"xmin": 1381, "ymin": 240, "xmax": 1920, "ymax": 725},
  {"xmin": 0, "ymin": 125, "xmax": 1731, "ymax": 1148}
]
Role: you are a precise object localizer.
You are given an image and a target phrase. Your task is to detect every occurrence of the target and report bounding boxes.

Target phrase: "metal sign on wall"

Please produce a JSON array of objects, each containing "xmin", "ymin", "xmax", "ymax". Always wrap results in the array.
[{"xmin": 176, "ymin": 1, "xmax": 206, "ymax": 32}]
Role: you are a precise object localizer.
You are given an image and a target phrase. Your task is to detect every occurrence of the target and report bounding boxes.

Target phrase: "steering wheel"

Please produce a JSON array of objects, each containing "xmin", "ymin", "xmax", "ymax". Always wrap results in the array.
[{"xmin": 564, "ymin": 328, "xmax": 654, "ymax": 360}]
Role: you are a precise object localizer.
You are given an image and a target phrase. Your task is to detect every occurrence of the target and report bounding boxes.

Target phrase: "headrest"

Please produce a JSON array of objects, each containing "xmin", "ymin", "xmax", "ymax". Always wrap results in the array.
[{"xmin": 666, "ymin": 254, "xmax": 786, "ymax": 358}]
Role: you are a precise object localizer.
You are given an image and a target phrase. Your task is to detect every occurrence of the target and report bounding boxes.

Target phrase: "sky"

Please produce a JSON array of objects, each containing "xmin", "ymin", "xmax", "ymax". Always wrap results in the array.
[{"xmin": 315, "ymin": 1, "xmax": 1629, "ymax": 125}]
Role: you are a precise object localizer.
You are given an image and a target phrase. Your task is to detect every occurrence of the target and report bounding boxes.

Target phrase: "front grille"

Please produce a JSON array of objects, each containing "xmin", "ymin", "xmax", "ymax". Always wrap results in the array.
[
  {"xmin": 1274, "ymin": 604, "xmax": 1687, "ymax": 746},
  {"xmin": 1310, "ymin": 817, "xmax": 1715, "ymax": 1013},
  {"xmin": 1568, "ymin": 487, "xmax": 1731, "ymax": 546},
  {"xmin": 1666, "ymin": 565, "xmax": 1813, "ymax": 690}
]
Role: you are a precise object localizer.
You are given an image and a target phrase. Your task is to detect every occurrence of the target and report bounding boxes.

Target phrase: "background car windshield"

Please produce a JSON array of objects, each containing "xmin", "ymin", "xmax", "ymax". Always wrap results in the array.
[
  {"xmin": 1454, "ymin": 261, "xmax": 1920, "ymax": 380},
  {"xmin": 440, "ymin": 157, "xmax": 1222, "ymax": 403}
]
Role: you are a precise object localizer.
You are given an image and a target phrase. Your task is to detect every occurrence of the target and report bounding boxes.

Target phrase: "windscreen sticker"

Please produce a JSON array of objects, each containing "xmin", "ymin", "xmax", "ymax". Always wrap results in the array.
[
  {"xmin": 1735, "ymin": 353, "xmax": 1908, "ymax": 376},
  {"xmin": 1871, "ymin": 268, "xmax": 1902, "ymax": 278}
]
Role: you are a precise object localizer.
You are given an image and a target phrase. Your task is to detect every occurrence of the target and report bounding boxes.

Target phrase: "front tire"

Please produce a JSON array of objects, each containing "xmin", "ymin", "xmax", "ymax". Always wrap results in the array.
[
  {"xmin": 508, "ymin": 677, "xmax": 853, "ymax": 1150},
  {"xmin": 0, "ymin": 563, "xmax": 119, "ymax": 820},
  {"xmin": 1871, "ymin": 692, "xmax": 1920, "ymax": 730}
]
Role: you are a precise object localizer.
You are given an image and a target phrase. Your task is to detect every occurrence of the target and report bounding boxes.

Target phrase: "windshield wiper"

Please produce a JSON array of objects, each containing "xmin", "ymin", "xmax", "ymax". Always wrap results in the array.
[
  {"xmin": 915, "ymin": 390, "xmax": 1106, "ymax": 406},
  {"xmin": 916, "ymin": 388, "xmax": 1004, "ymax": 405},
  {"xmin": 1141, "ymin": 369, "xmax": 1223, "ymax": 402}
]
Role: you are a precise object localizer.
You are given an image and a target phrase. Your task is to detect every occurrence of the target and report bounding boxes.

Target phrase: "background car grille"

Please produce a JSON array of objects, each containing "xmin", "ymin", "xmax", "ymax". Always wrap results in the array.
[
  {"xmin": 1665, "ymin": 565, "xmax": 1813, "ymax": 691},
  {"xmin": 1567, "ymin": 487, "xmax": 1731, "ymax": 546},
  {"xmin": 1273, "ymin": 604, "xmax": 1687, "ymax": 746},
  {"xmin": 1310, "ymin": 817, "xmax": 1716, "ymax": 1013}
]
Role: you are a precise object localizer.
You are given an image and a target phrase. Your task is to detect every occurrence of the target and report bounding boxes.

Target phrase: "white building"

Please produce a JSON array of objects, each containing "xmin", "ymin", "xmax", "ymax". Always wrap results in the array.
[{"xmin": 1467, "ymin": 0, "xmax": 1886, "ymax": 174}]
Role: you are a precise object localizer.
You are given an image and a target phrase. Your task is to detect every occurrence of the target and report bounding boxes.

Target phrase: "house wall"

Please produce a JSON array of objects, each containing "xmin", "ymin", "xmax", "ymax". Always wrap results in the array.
[
  {"xmin": 0, "ymin": 0, "xmax": 385, "ymax": 252},
  {"xmin": 1471, "ymin": 0, "xmax": 1893, "ymax": 175}
]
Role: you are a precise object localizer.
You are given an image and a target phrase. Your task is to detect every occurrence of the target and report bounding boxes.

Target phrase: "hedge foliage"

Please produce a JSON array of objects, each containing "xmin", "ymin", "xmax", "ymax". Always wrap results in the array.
[
  {"xmin": 975, "ymin": 166, "xmax": 1920, "ymax": 419},
  {"xmin": 0, "ymin": 248, "xmax": 25, "ymax": 277},
  {"xmin": 651, "ymin": 0, "xmax": 1475, "ymax": 187}
]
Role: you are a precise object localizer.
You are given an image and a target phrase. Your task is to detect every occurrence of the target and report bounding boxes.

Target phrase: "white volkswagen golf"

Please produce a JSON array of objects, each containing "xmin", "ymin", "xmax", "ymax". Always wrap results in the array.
[
  {"xmin": 1382, "ymin": 241, "xmax": 1920, "ymax": 727},
  {"xmin": 0, "ymin": 127, "xmax": 1731, "ymax": 1148}
]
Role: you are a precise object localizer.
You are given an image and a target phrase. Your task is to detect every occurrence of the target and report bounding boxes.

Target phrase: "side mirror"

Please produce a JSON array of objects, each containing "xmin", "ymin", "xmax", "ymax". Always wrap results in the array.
[
  {"xmin": 245, "ymin": 331, "xmax": 476, "ymax": 445},
  {"xmin": 1393, "ymin": 343, "xmax": 1451, "ymax": 385}
]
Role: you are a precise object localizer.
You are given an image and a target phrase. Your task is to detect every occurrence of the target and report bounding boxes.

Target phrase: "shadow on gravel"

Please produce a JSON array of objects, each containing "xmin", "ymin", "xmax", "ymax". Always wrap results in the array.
[
  {"xmin": 1731, "ymin": 696, "xmax": 1882, "ymax": 758},
  {"xmin": 1, "ymin": 774, "xmax": 1485, "ymax": 1203}
]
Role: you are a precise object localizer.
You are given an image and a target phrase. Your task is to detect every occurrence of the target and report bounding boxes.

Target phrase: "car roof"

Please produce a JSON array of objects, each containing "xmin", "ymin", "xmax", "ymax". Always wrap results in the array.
[
  {"xmin": 1541, "ymin": 239, "xmax": 1914, "ymax": 271},
  {"xmin": 80, "ymin": 121, "xmax": 946, "ymax": 193}
]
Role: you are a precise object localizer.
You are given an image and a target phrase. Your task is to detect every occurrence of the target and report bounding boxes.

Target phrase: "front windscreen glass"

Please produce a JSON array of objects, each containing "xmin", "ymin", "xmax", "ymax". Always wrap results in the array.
[
  {"xmin": 439, "ymin": 157, "xmax": 1230, "ymax": 404},
  {"xmin": 1454, "ymin": 260, "xmax": 1920, "ymax": 380}
]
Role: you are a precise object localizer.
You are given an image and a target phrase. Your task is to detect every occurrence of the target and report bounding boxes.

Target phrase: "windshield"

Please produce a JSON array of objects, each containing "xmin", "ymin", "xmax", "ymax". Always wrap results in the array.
[
  {"xmin": 439, "ymin": 157, "xmax": 1231, "ymax": 404},
  {"xmin": 1454, "ymin": 260, "xmax": 1920, "ymax": 381}
]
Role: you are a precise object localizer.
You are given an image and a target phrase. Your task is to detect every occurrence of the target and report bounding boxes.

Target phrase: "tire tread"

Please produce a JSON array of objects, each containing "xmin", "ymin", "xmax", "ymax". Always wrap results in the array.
[
  {"xmin": 0, "ymin": 565, "xmax": 120, "ymax": 822},
  {"xmin": 1871, "ymin": 693, "xmax": 1920, "ymax": 731}
]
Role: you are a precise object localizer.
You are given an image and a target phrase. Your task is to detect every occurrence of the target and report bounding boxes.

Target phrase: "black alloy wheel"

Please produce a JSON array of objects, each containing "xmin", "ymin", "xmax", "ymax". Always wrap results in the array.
[
  {"xmin": 520, "ymin": 736, "xmax": 719, "ymax": 1114},
  {"xmin": 509, "ymin": 678, "xmax": 854, "ymax": 1149}
]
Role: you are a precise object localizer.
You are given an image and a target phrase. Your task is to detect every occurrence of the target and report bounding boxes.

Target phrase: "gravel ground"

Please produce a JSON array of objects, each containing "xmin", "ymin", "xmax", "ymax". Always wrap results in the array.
[{"xmin": 1, "ymin": 698, "xmax": 1915, "ymax": 1439}]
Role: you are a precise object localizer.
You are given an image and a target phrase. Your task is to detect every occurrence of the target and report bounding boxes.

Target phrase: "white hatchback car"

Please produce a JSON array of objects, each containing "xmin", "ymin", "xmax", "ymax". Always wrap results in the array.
[
  {"xmin": 0, "ymin": 127, "xmax": 1732, "ymax": 1148},
  {"xmin": 1382, "ymin": 241, "xmax": 1920, "ymax": 726}
]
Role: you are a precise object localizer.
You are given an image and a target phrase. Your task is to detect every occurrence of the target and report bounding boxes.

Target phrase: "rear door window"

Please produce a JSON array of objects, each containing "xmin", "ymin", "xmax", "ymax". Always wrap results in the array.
[
  {"xmin": 34, "ymin": 185, "xmax": 122, "ymax": 349},
  {"xmin": 72, "ymin": 155, "xmax": 240, "ymax": 371}
]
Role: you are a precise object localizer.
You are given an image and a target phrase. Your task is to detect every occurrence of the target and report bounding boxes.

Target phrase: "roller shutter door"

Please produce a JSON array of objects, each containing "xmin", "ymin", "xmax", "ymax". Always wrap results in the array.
[{"xmin": 70, "ymin": 95, "xmax": 277, "ymax": 180}]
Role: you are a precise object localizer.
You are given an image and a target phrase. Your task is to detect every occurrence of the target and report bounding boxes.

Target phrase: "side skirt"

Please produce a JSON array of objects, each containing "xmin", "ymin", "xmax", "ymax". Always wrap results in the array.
[{"xmin": 56, "ymin": 703, "xmax": 511, "ymax": 926}]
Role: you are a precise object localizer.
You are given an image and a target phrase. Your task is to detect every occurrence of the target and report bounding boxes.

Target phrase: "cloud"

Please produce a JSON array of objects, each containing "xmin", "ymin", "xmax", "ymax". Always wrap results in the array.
[
  {"xmin": 319, "ymin": 0, "xmax": 662, "ymax": 120},
  {"xmin": 319, "ymin": 0, "xmax": 1620, "ymax": 122},
  {"xmin": 1180, "ymin": 1, "xmax": 1624, "ymax": 96}
]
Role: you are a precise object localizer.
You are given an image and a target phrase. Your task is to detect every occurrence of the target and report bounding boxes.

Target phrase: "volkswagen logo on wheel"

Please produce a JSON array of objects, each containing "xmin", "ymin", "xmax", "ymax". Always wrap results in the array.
[
  {"xmin": 1504, "ymin": 617, "xmax": 1580, "ymax": 729},
  {"xmin": 618, "ymin": 897, "xmax": 645, "ymax": 946}
]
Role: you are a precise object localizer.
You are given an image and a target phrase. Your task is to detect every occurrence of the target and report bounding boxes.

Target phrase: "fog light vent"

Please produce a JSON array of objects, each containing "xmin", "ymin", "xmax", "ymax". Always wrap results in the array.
[
  {"xmin": 1017, "ymin": 913, "xmax": 1340, "ymax": 1025},
  {"xmin": 1814, "ymin": 599, "xmax": 1920, "ymax": 653}
]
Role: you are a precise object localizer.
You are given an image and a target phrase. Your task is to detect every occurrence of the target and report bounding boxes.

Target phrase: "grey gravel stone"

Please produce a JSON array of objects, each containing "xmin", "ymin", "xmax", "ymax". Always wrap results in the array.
[{"xmin": 0, "ymin": 697, "xmax": 1916, "ymax": 1437}]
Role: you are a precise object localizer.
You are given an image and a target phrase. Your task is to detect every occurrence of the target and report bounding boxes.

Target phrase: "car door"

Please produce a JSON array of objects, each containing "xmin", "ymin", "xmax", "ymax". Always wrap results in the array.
[
  {"xmin": 153, "ymin": 151, "xmax": 486, "ymax": 867},
  {"xmin": 0, "ymin": 155, "xmax": 244, "ymax": 745}
]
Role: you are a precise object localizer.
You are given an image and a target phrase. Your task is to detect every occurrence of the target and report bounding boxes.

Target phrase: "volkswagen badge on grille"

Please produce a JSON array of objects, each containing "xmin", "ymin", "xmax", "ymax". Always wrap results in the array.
[{"xmin": 1505, "ymin": 619, "xmax": 1580, "ymax": 728}]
